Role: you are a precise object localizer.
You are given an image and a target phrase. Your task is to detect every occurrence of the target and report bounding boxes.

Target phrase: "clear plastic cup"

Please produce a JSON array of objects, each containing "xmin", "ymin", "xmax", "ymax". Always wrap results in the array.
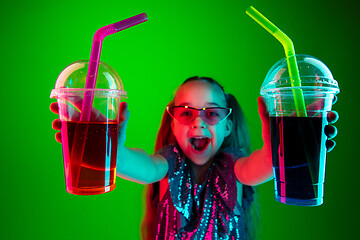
[
  {"xmin": 260, "ymin": 54, "xmax": 340, "ymax": 206},
  {"xmin": 50, "ymin": 60, "xmax": 127, "ymax": 195}
]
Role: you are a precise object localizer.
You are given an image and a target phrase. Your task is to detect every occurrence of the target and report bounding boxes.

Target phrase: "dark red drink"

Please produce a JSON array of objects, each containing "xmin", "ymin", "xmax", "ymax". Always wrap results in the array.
[{"xmin": 61, "ymin": 121, "xmax": 119, "ymax": 195}]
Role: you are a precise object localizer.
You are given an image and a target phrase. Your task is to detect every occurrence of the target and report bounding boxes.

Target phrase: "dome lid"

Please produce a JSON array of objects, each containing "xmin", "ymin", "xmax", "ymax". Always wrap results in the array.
[
  {"xmin": 51, "ymin": 60, "xmax": 126, "ymax": 98},
  {"xmin": 260, "ymin": 54, "xmax": 339, "ymax": 95}
]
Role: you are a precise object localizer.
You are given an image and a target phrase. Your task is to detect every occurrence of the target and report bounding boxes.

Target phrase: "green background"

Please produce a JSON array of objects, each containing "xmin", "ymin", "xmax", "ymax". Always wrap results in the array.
[{"xmin": 1, "ymin": 0, "xmax": 358, "ymax": 239}]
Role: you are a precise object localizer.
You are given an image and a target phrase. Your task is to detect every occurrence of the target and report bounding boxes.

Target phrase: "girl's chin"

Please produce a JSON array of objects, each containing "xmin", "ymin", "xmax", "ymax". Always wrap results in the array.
[{"xmin": 181, "ymin": 142, "xmax": 217, "ymax": 165}]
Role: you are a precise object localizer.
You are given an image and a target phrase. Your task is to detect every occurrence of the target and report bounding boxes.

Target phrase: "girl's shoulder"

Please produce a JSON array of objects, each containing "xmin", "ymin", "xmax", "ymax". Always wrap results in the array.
[
  {"xmin": 155, "ymin": 144, "xmax": 183, "ymax": 163},
  {"xmin": 155, "ymin": 144, "xmax": 184, "ymax": 175},
  {"xmin": 219, "ymin": 146, "xmax": 247, "ymax": 163},
  {"xmin": 156, "ymin": 143, "xmax": 179, "ymax": 155}
]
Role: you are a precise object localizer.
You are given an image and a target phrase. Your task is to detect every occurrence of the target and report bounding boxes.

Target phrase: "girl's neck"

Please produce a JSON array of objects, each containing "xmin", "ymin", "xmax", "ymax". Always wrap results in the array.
[{"xmin": 189, "ymin": 158, "xmax": 214, "ymax": 184}]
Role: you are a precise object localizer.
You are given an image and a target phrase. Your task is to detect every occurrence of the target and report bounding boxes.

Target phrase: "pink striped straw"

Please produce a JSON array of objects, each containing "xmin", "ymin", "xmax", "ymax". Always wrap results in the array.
[{"xmin": 80, "ymin": 13, "xmax": 148, "ymax": 121}]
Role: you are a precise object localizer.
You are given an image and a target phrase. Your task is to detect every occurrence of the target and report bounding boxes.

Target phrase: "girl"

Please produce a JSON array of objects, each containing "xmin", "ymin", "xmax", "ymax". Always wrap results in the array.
[{"xmin": 51, "ymin": 76, "xmax": 338, "ymax": 239}]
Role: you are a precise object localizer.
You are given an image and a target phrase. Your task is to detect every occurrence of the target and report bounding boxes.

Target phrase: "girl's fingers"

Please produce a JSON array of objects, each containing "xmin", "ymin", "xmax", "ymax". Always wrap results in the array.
[
  {"xmin": 327, "ymin": 111, "xmax": 339, "ymax": 124},
  {"xmin": 118, "ymin": 101, "xmax": 130, "ymax": 132},
  {"xmin": 326, "ymin": 140, "xmax": 336, "ymax": 152},
  {"xmin": 325, "ymin": 111, "xmax": 338, "ymax": 152},
  {"xmin": 119, "ymin": 101, "xmax": 129, "ymax": 123},
  {"xmin": 118, "ymin": 101, "xmax": 129, "ymax": 147},
  {"xmin": 306, "ymin": 99, "xmax": 324, "ymax": 112},
  {"xmin": 51, "ymin": 102, "xmax": 61, "ymax": 143},
  {"xmin": 53, "ymin": 97, "xmax": 107, "ymax": 121},
  {"xmin": 257, "ymin": 96, "xmax": 269, "ymax": 123},
  {"xmin": 325, "ymin": 125, "xmax": 338, "ymax": 139},
  {"xmin": 63, "ymin": 95, "xmax": 108, "ymax": 121},
  {"xmin": 62, "ymin": 95, "xmax": 84, "ymax": 110},
  {"xmin": 52, "ymin": 119, "xmax": 61, "ymax": 130},
  {"xmin": 50, "ymin": 102, "xmax": 59, "ymax": 114},
  {"xmin": 90, "ymin": 109, "xmax": 107, "ymax": 122},
  {"xmin": 257, "ymin": 96, "xmax": 271, "ymax": 150},
  {"xmin": 55, "ymin": 132, "xmax": 62, "ymax": 143}
]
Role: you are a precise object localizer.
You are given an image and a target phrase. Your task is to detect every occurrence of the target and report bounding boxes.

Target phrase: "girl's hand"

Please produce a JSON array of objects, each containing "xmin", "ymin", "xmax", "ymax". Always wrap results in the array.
[
  {"xmin": 325, "ymin": 110, "xmax": 338, "ymax": 152},
  {"xmin": 50, "ymin": 102, "xmax": 62, "ymax": 143},
  {"xmin": 257, "ymin": 96, "xmax": 271, "ymax": 157},
  {"xmin": 50, "ymin": 100, "xmax": 130, "ymax": 145},
  {"xmin": 117, "ymin": 101, "xmax": 130, "ymax": 147},
  {"xmin": 257, "ymin": 96, "xmax": 339, "ymax": 153}
]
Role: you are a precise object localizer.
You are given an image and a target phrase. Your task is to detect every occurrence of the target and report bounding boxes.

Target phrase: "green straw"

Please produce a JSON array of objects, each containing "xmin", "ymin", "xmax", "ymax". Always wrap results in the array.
[{"xmin": 246, "ymin": 6, "xmax": 307, "ymax": 117}]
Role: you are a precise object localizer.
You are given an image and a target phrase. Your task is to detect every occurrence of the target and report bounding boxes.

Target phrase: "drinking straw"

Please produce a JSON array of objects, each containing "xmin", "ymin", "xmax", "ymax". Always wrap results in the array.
[
  {"xmin": 246, "ymin": 6, "xmax": 307, "ymax": 117},
  {"xmin": 80, "ymin": 13, "xmax": 148, "ymax": 121},
  {"xmin": 72, "ymin": 13, "xmax": 148, "ymax": 188}
]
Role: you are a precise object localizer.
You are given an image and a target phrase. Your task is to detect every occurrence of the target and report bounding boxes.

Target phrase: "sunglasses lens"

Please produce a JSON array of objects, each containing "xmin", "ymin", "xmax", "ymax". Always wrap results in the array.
[
  {"xmin": 168, "ymin": 107, "xmax": 231, "ymax": 125},
  {"xmin": 203, "ymin": 108, "xmax": 230, "ymax": 125},
  {"xmin": 171, "ymin": 107, "xmax": 196, "ymax": 124}
]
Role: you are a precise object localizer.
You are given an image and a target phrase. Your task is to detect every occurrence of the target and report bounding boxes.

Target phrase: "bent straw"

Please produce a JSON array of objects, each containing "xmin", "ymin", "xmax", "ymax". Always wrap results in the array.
[
  {"xmin": 80, "ymin": 13, "xmax": 148, "ymax": 121},
  {"xmin": 72, "ymin": 13, "xmax": 148, "ymax": 189},
  {"xmin": 246, "ymin": 6, "xmax": 307, "ymax": 117}
]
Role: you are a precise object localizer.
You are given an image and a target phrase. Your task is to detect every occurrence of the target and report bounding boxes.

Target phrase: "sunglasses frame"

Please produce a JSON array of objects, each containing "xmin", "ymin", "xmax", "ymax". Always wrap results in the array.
[{"xmin": 166, "ymin": 105, "xmax": 232, "ymax": 125}]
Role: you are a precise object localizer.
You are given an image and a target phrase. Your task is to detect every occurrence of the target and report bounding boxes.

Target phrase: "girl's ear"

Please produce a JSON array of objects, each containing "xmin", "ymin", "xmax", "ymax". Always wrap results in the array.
[{"xmin": 224, "ymin": 119, "xmax": 232, "ymax": 137}]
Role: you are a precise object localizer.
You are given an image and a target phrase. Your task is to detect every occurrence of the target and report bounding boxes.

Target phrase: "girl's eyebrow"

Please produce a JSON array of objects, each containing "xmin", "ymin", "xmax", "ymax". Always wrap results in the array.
[
  {"xmin": 206, "ymin": 102, "xmax": 222, "ymax": 107},
  {"xmin": 176, "ymin": 102, "xmax": 222, "ymax": 107}
]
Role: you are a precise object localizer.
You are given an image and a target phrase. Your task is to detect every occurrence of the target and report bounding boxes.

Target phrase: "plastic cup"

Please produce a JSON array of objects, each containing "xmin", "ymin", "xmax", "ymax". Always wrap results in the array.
[
  {"xmin": 261, "ymin": 55, "xmax": 340, "ymax": 206},
  {"xmin": 50, "ymin": 60, "xmax": 127, "ymax": 195}
]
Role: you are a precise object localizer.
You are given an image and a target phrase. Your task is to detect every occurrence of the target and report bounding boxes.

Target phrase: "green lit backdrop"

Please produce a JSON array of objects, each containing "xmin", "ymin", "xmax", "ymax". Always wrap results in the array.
[{"xmin": 1, "ymin": 0, "xmax": 358, "ymax": 239}]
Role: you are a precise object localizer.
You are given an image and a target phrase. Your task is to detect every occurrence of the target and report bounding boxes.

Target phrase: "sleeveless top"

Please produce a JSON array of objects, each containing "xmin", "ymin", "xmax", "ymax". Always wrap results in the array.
[{"xmin": 153, "ymin": 144, "xmax": 254, "ymax": 240}]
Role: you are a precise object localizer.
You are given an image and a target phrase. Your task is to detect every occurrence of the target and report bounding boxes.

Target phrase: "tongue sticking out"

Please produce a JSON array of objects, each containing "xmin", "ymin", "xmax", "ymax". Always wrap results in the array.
[{"xmin": 190, "ymin": 137, "xmax": 210, "ymax": 152}]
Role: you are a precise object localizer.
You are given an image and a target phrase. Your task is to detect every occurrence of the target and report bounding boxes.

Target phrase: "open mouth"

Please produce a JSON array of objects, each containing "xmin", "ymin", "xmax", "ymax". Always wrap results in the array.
[{"xmin": 190, "ymin": 137, "xmax": 210, "ymax": 152}]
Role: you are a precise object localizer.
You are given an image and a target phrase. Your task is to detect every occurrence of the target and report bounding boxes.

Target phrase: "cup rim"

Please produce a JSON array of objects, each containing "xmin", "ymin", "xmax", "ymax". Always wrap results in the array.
[
  {"xmin": 50, "ymin": 88, "xmax": 127, "ymax": 98},
  {"xmin": 260, "ymin": 85, "xmax": 340, "ymax": 96}
]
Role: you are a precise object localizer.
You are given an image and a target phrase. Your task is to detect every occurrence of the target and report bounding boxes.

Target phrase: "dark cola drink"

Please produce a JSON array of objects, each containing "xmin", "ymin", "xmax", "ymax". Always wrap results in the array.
[{"xmin": 270, "ymin": 116, "xmax": 328, "ymax": 206}]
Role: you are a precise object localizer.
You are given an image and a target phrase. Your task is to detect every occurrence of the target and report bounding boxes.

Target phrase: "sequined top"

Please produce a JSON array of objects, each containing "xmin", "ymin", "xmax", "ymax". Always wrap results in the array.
[{"xmin": 154, "ymin": 144, "xmax": 253, "ymax": 240}]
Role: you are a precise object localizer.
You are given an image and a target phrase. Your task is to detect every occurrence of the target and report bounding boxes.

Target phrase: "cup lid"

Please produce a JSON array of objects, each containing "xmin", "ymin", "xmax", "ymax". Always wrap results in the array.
[
  {"xmin": 260, "ymin": 54, "xmax": 340, "ymax": 95},
  {"xmin": 50, "ymin": 60, "xmax": 127, "ymax": 98}
]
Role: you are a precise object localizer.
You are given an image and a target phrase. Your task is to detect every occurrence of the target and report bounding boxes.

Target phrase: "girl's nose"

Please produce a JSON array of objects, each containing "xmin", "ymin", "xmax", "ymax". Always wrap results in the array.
[{"xmin": 191, "ymin": 116, "xmax": 206, "ymax": 129}]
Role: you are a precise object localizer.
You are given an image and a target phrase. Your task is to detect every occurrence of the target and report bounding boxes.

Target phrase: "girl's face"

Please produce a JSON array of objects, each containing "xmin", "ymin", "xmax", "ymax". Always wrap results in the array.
[{"xmin": 171, "ymin": 80, "xmax": 232, "ymax": 166}]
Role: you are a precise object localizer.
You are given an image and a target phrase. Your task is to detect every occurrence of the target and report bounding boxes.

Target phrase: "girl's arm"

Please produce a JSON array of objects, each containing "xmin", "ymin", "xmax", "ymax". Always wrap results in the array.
[
  {"xmin": 234, "ymin": 97, "xmax": 273, "ymax": 186},
  {"xmin": 116, "ymin": 102, "xmax": 168, "ymax": 184},
  {"xmin": 116, "ymin": 147, "xmax": 168, "ymax": 184},
  {"xmin": 234, "ymin": 149, "xmax": 273, "ymax": 186}
]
